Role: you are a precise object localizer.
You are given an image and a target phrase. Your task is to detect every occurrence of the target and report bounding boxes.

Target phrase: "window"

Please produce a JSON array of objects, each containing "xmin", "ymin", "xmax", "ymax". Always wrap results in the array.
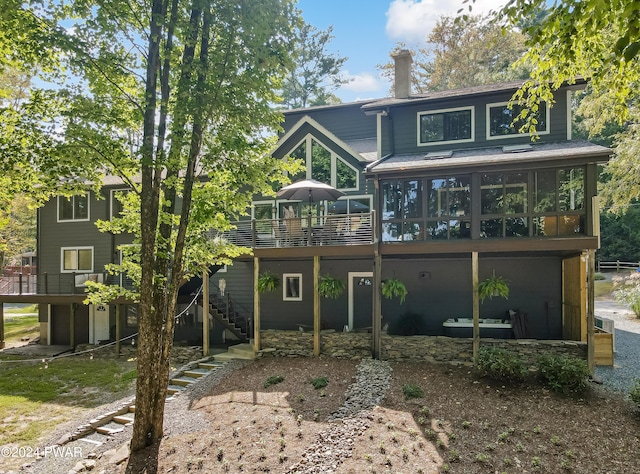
[
  {"xmin": 125, "ymin": 305, "xmax": 138, "ymax": 328},
  {"xmin": 481, "ymin": 173, "xmax": 529, "ymax": 238},
  {"xmin": 426, "ymin": 177, "xmax": 471, "ymax": 239},
  {"xmin": 283, "ymin": 273, "xmax": 302, "ymax": 301},
  {"xmin": 487, "ymin": 101, "xmax": 549, "ymax": 139},
  {"xmin": 533, "ymin": 168, "xmax": 585, "ymax": 236},
  {"xmin": 381, "ymin": 176, "xmax": 470, "ymax": 241},
  {"xmin": 58, "ymin": 194, "xmax": 89, "ymax": 222},
  {"xmin": 61, "ymin": 247, "xmax": 93, "ymax": 272},
  {"xmin": 418, "ymin": 107, "xmax": 474, "ymax": 146},
  {"xmin": 285, "ymin": 136, "xmax": 359, "ymax": 190},
  {"xmin": 110, "ymin": 189, "xmax": 130, "ymax": 220}
]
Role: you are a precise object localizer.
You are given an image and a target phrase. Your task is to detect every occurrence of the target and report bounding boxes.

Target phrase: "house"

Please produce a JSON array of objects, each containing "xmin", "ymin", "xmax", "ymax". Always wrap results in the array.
[
  {"xmin": 0, "ymin": 51, "xmax": 610, "ymax": 368},
  {"xmin": 212, "ymin": 51, "xmax": 610, "ymax": 367}
]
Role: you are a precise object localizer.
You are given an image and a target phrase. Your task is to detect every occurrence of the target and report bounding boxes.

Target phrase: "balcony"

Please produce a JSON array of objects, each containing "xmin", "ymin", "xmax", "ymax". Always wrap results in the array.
[
  {"xmin": 218, "ymin": 212, "xmax": 375, "ymax": 250},
  {"xmin": 0, "ymin": 272, "xmax": 134, "ymax": 297}
]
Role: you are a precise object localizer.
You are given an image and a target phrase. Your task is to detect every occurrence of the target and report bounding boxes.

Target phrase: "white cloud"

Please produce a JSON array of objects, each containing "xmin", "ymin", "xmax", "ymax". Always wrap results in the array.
[
  {"xmin": 341, "ymin": 72, "xmax": 381, "ymax": 93},
  {"xmin": 385, "ymin": 0, "xmax": 506, "ymax": 45}
]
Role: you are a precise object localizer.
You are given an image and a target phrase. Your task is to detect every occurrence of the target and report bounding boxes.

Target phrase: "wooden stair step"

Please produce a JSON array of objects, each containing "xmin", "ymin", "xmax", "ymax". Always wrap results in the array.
[
  {"xmin": 198, "ymin": 362, "xmax": 223, "ymax": 370},
  {"xmin": 167, "ymin": 385, "xmax": 185, "ymax": 395},
  {"xmin": 128, "ymin": 405, "xmax": 135, "ymax": 413},
  {"xmin": 183, "ymin": 369, "xmax": 209, "ymax": 378},
  {"xmin": 96, "ymin": 426, "xmax": 124, "ymax": 436},
  {"xmin": 113, "ymin": 415, "xmax": 134, "ymax": 425},
  {"xmin": 170, "ymin": 377, "xmax": 197, "ymax": 387}
]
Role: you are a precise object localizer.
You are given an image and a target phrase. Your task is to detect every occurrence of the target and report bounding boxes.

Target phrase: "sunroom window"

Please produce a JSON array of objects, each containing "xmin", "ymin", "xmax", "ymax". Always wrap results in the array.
[{"xmin": 480, "ymin": 172, "xmax": 529, "ymax": 238}]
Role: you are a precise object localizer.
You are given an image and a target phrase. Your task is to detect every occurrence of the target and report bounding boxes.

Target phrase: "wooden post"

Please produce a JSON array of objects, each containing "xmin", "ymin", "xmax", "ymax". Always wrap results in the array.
[
  {"xmin": 0, "ymin": 303, "xmax": 5, "ymax": 349},
  {"xmin": 69, "ymin": 304, "xmax": 75, "ymax": 348},
  {"xmin": 253, "ymin": 257, "xmax": 261, "ymax": 352},
  {"xmin": 313, "ymin": 256, "xmax": 320, "ymax": 356},
  {"xmin": 372, "ymin": 253, "xmax": 382, "ymax": 359},
  {"xmin": 202, "ymin": 270, "xmax": 210, "ymax": 356},
  {"xmin": 472, "ymin": 252, "xmax": 480, "ymax": 363},
  {"xmin": 115, "ymin": 304, "xmax": 121, "ymax": 357},
  {"xmin": 587, "ymin": 249, "xmax": 596, "ymax": 374}
]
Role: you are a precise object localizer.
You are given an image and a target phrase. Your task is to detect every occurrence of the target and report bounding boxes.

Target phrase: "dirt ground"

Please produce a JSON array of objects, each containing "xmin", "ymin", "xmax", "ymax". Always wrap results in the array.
[{"xmin": 116, "ymin": 357, "xmax": 640, "ymax": 474}]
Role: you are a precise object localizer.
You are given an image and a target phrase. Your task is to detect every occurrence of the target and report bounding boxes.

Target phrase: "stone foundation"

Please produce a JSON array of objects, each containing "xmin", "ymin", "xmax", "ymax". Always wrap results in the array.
[{"xmin": 259, "ymin": 331, "xmax": 587, "ymax": 368}]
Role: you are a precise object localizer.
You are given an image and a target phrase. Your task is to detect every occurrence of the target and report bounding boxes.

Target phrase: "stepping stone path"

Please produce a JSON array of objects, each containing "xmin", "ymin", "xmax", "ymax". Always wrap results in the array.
[{"xmin": 59, "ymin": 356, "xmax": 226, "ymax": 446}]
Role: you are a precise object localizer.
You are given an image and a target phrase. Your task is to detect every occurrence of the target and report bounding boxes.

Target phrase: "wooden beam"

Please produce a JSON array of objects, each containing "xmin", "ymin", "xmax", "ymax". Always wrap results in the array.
[
  {"xmin": 472, "ymin": 252, "xmax": 480, "ymax": 363},
  {"xmin": 0, "ymin": 303, "xmax": 5, "ymax": 349},
  {"xmin": 202, "ymin": 270, "xmax": 209, "ymax": 357},
  {"xmin": 115, "ymin": 304, "xmax": 121, "ymax": 357},
  {"xmin": 253, "ymin": 257, "xmax": 261, "ymax": 352},
  {"xmin": 372, "ymin": 253, "xmax": 382, "ymax": 359},
  {"xmin": 313, "ymin": 256, "xmax": 320, "ymax": 357},
  {"xmin": 587, "ymin": 249, "xmax": 596, "ymax": 374},
  {"xmin": 69, "ymin": 303, "xmax": 75, "ymax": 348}
]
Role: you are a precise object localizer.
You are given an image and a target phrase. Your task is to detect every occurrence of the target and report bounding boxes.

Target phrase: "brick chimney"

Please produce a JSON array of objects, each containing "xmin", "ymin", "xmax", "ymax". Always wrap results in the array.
[{"xmin": 392, "ymin": 50, "xmax": 412, "ymax": 99}]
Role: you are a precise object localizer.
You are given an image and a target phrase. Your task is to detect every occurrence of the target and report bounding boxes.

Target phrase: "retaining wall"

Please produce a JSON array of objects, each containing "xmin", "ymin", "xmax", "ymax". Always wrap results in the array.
[{"xmin": 259, "ymin": 330, "xmax": 587, "ymax": 367}]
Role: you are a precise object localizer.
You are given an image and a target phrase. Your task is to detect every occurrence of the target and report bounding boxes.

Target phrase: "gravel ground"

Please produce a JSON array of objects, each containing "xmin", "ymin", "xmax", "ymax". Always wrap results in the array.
[{"xmin": 594, "ymin": 299, "xmax": 640, "ymax": 393}]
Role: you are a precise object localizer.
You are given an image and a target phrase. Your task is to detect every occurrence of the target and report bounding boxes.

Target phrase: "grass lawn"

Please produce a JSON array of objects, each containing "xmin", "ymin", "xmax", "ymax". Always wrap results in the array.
[
  {"xmin": 594, "ymin": 280, "xmax": 614, "ymax": 298},
  {"xmin": 0, "ymin": 355, "xmax": 136, "ymax": 455},
  {"xmin": 3, "ymin": 315, "xmax": 40, "ymax": 344}
]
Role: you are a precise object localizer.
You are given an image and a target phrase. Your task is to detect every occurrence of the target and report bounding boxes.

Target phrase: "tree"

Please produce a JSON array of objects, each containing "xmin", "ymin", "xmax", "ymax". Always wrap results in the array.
[
  {"xmin": 280, "ymin": 23, "xmax": 348, "ymax": 109},
  {"xmin": 1, "ymin": 0, "xmax": 300, "ymax": 456},
  {"xmin": 0, "ymin": 195, "xmax": 36, "ymax": 272},
  {"xmin": 476, "ymin": 0, "xmax": 640, "ymax": 128},
  {"xmin": 379, "ymin": 15, "xmax": 529, "ymax": 94},
  {"xmin": 599, "ymin": 205, "xmax": 640, "ymax": 263}
]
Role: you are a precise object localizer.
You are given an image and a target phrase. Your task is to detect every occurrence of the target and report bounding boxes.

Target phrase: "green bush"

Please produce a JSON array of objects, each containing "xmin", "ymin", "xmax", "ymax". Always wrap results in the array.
[
  {"xmin": 311, "ymin": 376, "xmax": 328, "ymax": 389},
  {"xmin": 594, "ymin": 273, "xmax": 606, "ymax": 281},
  {"xmin": 476, "ymin": 347, "xmax": 527, "ymax": 382},
  {"xmin": 264, "ymin": 375, "xmax": 284, "ymax": 388},
  {"xmin": 630, "ymin": 379, "xmax": 640, "ymax": 409},
  {"xmin": 402, "ymin": 383, "xmax": 424, "ymax": 400},
  {"xmin": 537, "ymin": 355, "xmax": 589, "ymax": 394}
]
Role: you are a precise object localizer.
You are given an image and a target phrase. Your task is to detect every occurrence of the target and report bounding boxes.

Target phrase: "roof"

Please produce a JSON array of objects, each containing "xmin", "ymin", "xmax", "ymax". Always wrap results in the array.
[
  {"xmin": 361, "ymin": 78, "xmax": 588, "ymax": 111},
  {"xmin": 365, "ymin": 140, "xmax": 611, "ymax": 175},
  {"xmin": 342, "ymin": 138, "xmax": 378, "ymax": 162}
]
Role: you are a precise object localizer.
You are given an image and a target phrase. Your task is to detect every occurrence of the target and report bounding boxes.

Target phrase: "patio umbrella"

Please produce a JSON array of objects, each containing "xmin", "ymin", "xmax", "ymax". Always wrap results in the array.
[{"xmin": 276, "ymin": 179, "xmax": 345, "ymax": 203}]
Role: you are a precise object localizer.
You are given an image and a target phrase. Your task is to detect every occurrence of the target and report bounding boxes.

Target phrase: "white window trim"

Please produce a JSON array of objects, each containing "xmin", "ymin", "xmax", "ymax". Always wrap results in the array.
[
  {"xmin": 57, "ymin": 193, "xmax": 90, "ymax": 222},
  {"xmin": 252, "ymin": 201, "xmax": 276, "ymax": 219},
  {"xmin": 285, "ymin": 135, "xmax": 360, "ymax": 192},
  {"xmin": 61, "ymin": 246, "xmax": 94, "ymax": 273},
  {"xmin": 417, "ymin": 106, "xmax": 475, "ymax": 147},
  {"xmin": 485, "ymin": 101, "xmax": 550, "ymax": 141},
  {"xmin": 109, "ymin": 188, "xmax": 129, "ymax": 220},
  {"xmin": 283, "ymin": 273, "xmax": 302, "ymax": 301}
]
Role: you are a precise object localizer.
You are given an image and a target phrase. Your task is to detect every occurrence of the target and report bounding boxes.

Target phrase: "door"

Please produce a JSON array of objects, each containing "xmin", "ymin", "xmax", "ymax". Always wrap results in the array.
[
  {"xmin": 562, "ymin": 254, "xmax": 586, "ymax": 341},
  {"xmin": 348, "ymin": 272, "xmax": 373, "ymax": 330},
  {"xmin": 90, "ymin": 304, "xmax": 110, "ymax": 344}
]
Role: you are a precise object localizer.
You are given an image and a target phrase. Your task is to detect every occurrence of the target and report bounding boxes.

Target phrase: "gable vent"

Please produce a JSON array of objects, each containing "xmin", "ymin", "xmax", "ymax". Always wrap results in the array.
[
  {"xmin": 502, "ymin": 144, "xmax": 533, "ymax": 153},
  {"xmin": 424, "ymin": 150, "xmax": 453, "ymax": 160}
]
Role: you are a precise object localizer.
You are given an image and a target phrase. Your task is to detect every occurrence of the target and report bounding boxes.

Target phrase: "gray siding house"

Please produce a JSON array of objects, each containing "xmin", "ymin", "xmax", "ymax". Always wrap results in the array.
[{"xmin": 0, "ymin": 52, "xmax": 610, "ymax": 367}]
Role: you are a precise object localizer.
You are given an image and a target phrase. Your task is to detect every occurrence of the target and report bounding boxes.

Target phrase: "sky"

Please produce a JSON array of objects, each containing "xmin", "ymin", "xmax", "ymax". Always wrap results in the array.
[{"xmin": 296, "ymin": 0, "xmax": 506, "ymax": 102}]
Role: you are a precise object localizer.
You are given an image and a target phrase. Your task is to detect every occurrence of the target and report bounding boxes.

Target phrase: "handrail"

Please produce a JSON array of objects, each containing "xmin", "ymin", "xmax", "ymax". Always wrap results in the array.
[{"xmin": 216, "ymin": 212, "xmax": 375, "ymax": 249}]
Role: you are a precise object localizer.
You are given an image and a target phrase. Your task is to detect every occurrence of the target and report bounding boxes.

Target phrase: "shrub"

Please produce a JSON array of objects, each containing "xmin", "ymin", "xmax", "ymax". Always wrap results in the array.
[
  {"xmin": 402, "ymin": 383, "xmax": 424, "ymax": 400},
  {"xmin": 630, "ymin": 379, "xmax": 640, "ymax": 409},
  {"xmin": 476, "ymin": 347, "xmax": 527, "ymax": 382},
  {"xmin": 264, "ymin": 375, "xmax": 284, "ymax": 388},
  {"xmin": 594, "ymin": 273, "xmax": 606, "ymax": 281},
  {"xmin": 537, "ymin": 355, "xmax": 589, "ymax": 393},
  {"xmin": 612, "ymin": 272, "xmax": 640, "ymax": 317},
  {"xmin": 311, "ymin": 376, "xmax": 328, "ymax": 389}
]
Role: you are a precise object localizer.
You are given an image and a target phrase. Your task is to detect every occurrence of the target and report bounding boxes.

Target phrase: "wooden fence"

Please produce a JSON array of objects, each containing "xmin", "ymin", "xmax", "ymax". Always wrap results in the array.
[{"xmin": 597, "ymin": 260, "xmax": 640, "ymax": 272}]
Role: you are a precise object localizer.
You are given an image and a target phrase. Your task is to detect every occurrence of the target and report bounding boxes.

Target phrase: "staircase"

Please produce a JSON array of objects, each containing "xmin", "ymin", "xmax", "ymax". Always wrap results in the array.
[
  {"xmin": 205, "ymin": 292, "xmax": 252, "ymax": 342},
  {"xmin": 212, "ymin": 343, "xmax": 256, "ymax": 362}
]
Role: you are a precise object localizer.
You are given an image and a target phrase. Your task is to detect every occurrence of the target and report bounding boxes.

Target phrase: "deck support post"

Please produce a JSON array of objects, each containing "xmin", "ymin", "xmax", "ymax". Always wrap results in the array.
[
  {"xmin": 115, "ymin": 304, "xmax": 121, "ymax": 357},
  {"xmin": 587, "ymin": 249, "xmax": 596, "ymax": 374},
  {"xmin": 202, "ymin": 269, "xmax": 209, "ymax": 356},
  {"xmin": 0, "ymin": 303, "xmax": 5, "ymax": 349},
  {"xmin": 313, "ymin": 256, "xmax": 320, "ymax": 356},
  {"xmin": 372, "ymin": 253, "xmax": 382, "ymax": 359},
  {"xmin": 69, "ymin": 303, "xmax": 75, "ymax": 348},
  {"xmin": 472, "ymin": 251, "xmax": 480, "ymax": 364},
  {"xmin": 253, "ymin": 257, "xmax": 261, "ymax": 352}
]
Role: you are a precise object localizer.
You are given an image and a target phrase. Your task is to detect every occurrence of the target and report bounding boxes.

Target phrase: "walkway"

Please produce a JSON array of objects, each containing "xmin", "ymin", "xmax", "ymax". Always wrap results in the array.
[{"xmin": 594, "ymin": 299, "xmax": 640, "ymax": 393}]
